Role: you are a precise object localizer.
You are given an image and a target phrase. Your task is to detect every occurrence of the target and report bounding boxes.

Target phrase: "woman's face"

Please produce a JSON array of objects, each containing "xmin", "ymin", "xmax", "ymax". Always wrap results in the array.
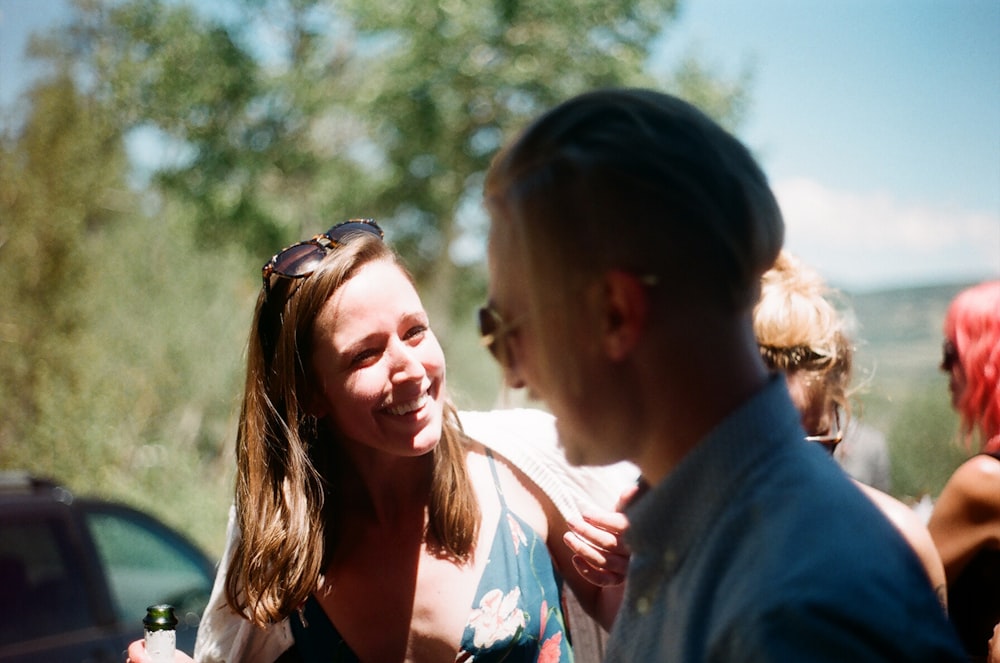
[
  {"xmin": 310, "ymin": 259, "xmax": 446, "ymax": 458},
  {"xmin": 784, "ymin": 370, "xmax": 830, "ymax": 438}
]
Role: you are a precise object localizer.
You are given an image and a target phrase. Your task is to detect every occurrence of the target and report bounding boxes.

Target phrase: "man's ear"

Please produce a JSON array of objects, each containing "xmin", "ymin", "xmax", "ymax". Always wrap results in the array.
[{"xmin": 600, "ymin": 270, "xmax": 651, "ymax": 361}]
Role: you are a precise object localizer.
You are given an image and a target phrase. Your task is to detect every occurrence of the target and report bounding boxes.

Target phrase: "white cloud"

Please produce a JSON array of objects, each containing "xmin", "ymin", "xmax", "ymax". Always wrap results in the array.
[{"xmin": 773, "ymin": 177, "xmax": 1000, "ymax": 292}]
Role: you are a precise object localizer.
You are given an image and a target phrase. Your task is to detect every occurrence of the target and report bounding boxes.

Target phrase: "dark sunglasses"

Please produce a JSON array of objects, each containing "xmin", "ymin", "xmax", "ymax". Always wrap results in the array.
[
  {"xmin": 477, "ymin": 272, "xmax": 657, "ymax": 369},
  {"xmin": 478, "ymin": 304, "xmax": 519, "ymax": 369},
  {"xmin": 941, "ymin": 339, "xmax": 959, "ymax": 372},
  {"xmin": 261, "ymin": 219, "xmax": 384, "ymax": 293},
  {"xmin": 806, "ymin": 406, "xmax": 843, "ymax": 454}
]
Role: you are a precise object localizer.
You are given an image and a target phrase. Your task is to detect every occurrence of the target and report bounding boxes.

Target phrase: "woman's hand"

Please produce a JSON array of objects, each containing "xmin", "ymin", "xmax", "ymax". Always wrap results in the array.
[
  {"xmin": 562, "ymin": 483, "xmax": 639, "ymax": 587},
  {"xmin": 563, "ymin": 511, "xmax": 629, "ymax": 586},
  {"xmin": 125, "ymin": 639, "xmax": 194, "ymax": 663}
]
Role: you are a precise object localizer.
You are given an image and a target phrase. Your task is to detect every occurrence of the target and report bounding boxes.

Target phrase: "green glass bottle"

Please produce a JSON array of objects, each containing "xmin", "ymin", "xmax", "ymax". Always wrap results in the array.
[{"xmin": 143, "ymin": 604, "xmax": 177, "ymax": 663}]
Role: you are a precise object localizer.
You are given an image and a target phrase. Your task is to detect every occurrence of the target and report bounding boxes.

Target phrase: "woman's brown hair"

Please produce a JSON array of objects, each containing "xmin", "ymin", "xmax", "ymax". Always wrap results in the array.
[{"xmin": 225, "ymin": 232, "xmax": 479, "ymax": 626}]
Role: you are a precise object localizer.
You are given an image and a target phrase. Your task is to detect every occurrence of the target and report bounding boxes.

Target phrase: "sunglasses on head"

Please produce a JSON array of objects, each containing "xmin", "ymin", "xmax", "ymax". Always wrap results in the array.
[{"xmin": 261, "ymin": 219, "xmax": 384, "ymax": 293}]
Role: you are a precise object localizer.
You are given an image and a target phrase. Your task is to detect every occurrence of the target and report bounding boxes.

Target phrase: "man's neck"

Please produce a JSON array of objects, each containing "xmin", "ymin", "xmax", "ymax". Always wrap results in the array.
[{"xmin": 631, "ymin": 316, "xmax": 769, "ymax": 485}]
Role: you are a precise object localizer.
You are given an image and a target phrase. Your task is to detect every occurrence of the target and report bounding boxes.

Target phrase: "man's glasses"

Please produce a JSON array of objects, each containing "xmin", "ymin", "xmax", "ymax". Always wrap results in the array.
[
  {"xmin": 261, "ymin": 219, "xmax": 383, "ymax": 292},
  {"xmin": 478, "ymin": 304, "xmax": 519, "ymax": 369},
  {"xmin": 806, "ymin": 406, "xmax": 843, "ymax": 453},
  {"xmin": 941, "ymin": 339, "xmax": 959, "ymax": 372}
]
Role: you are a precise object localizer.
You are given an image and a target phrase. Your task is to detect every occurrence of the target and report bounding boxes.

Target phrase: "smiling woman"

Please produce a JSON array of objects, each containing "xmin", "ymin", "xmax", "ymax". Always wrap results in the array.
[
  {"xmin": 126, "ymin": 219, "xmax": 632, "ymax": 663},
  {"xmin": 309, "ymin": 259, "xmax": 447, "ymax": 459}
]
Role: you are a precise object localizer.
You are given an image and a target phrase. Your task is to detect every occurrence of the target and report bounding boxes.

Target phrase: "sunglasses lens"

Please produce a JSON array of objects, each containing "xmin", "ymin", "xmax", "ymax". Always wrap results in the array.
[
  {"xmin": 262, "ymin": 219, "xmax": 384, "ymax": 291},
  {"xmin": 942, "ymin": 341, "xmax": 959, "ymax": 370},
  {"xmin": 806, "ymin": 406, "xmax": 843, "ymax": 451},
  {"xmin": 327, "ymin": 220, "xmax": 384, "ymax": 244},
  {"xmin": 271, "ymin": 243, "xmax": 328, "ymax": 279},
  {"xmin": 478, "ymin": 307, "xmax": 499, "ymax": 358}
]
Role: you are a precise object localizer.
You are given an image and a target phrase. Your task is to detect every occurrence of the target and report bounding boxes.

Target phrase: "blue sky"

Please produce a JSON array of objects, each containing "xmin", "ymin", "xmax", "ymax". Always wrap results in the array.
[
  {"xmin": 2, "ymin": 0, "xmax": 998, "ymax": 292},
  {"xmin": 653, "ymin": 0, "xmax": 1000, "ymax": 291}
]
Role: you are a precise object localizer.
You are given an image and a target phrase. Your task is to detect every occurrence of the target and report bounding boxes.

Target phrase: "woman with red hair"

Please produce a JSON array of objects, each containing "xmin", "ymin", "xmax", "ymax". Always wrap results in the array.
[{"xmin": 928, "ymin": 280, "xmax": 1000, "ymax": 662}]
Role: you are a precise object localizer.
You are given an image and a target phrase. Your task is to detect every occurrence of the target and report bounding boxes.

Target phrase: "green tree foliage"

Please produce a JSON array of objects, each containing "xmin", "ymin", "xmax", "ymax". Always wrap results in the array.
[
  {"xmin": 40, "ymin": 0, "xmax": 304, "ymax": 252},
  {"xmin": 336, "ymin": 0, "xmax": 686, "ymax": 323},
  {"xmin": 33, "ymin": 0, "xmax": 750, "ymax": 326},
  {"xmin": 1, "ymin": 72, "xmax": 250, "ymax": 553},
  {"xmin": 0, "ymin": 71, "xmax": 130, "ymax": 463}
]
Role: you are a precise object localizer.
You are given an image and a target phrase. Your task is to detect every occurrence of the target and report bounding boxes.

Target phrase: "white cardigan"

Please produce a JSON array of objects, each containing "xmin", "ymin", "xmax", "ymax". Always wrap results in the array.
[{"xmin": 193, "ymin": 408, "xmax": 639, "ymax": 663}]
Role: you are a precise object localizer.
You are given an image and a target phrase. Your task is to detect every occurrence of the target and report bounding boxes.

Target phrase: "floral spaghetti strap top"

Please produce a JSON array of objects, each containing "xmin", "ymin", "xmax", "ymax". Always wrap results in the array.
[
  {"xmin": 289, "ymin": 450, "xmax": 573, "ymax": 662},
  {"xmin": 457, "ymin": 450, "xmax": 573, "ymax": 661}
]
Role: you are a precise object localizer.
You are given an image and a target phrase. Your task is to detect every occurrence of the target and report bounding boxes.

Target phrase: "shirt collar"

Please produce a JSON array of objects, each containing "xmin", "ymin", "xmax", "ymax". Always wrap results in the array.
[{"xmin": 625, "ymin": 374, "xmax": 805, "ymax": 575}]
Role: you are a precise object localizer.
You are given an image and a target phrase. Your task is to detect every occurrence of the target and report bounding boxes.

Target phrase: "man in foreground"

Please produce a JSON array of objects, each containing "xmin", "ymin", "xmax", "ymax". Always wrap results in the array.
[{"xmin": 479, "ymin": 88, "xmax": 963, "ymax": 661}]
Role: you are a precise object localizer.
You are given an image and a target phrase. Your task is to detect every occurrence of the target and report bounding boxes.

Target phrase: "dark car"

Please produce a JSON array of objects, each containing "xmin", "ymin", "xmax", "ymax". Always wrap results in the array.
[{"xmin": 0, "ymin": 472, "xmax": 216, "ymax": 663}]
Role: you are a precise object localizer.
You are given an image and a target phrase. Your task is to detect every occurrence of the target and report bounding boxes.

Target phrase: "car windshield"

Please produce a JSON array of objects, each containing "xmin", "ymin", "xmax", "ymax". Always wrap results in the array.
[{"xmin": 85, "ymin": 508, "xmax": 212, "ymax": 622}]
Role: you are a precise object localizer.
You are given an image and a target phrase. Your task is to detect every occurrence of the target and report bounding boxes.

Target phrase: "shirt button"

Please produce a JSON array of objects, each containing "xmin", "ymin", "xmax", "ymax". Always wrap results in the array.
[{"xmin": 637, "ymin": 596, "xmax": 651, "ymax": 614}]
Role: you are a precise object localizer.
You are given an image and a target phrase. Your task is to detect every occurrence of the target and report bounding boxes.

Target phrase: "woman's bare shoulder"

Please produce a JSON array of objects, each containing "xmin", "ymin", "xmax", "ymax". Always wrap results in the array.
[{"xmin": 943, "ymin": 454, "xmax": 1000, "ymax": 510}]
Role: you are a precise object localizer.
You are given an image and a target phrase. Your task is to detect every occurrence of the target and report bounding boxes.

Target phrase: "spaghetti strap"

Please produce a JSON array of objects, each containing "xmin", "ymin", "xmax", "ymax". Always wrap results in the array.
[
  {"xmin": 288, "ymin": 446, "xmax": 571, "ymax": 662},
  {"xmin": 457, "ymin": 447, "xmax": 573, "ymax": 661},
  {"xmin": 484, "ymin": 448, "xmax": 509, "ymax": 511}
]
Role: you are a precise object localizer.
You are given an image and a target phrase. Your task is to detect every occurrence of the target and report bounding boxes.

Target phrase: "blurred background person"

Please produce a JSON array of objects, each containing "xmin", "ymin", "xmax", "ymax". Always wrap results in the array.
[
  {"xmin": 928, "ymin": 280, "xmax": 1000, "ymax": 662},
  {"xmin": 835, "ymin": 420, "xmax": 892, "ymax": 494},
  {"xmin": 754, "ymin": 250, "xmax": 947, "ymax": 606}
]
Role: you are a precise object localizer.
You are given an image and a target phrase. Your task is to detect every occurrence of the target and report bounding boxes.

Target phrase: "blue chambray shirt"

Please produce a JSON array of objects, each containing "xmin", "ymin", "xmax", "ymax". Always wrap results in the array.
[{"xmin": 604, "ymin": 375, "xmax": 964, "ymax": 662}]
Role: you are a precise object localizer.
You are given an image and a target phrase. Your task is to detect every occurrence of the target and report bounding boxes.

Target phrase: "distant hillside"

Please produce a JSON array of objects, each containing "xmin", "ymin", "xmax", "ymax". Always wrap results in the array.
[
  {"xmin": 849, "ymin": 282, "xmax": 972, "ymax": 394},
  {"xmin": 844, "ymin": 281, "xmax": 981, "ymax": 498}
]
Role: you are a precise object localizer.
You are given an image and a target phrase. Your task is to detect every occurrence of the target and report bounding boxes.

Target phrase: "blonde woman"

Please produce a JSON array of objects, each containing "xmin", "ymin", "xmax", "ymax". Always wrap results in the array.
[{"xmin": 753, "ymin": 250, "xmax": 947, "ymax": 607}]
